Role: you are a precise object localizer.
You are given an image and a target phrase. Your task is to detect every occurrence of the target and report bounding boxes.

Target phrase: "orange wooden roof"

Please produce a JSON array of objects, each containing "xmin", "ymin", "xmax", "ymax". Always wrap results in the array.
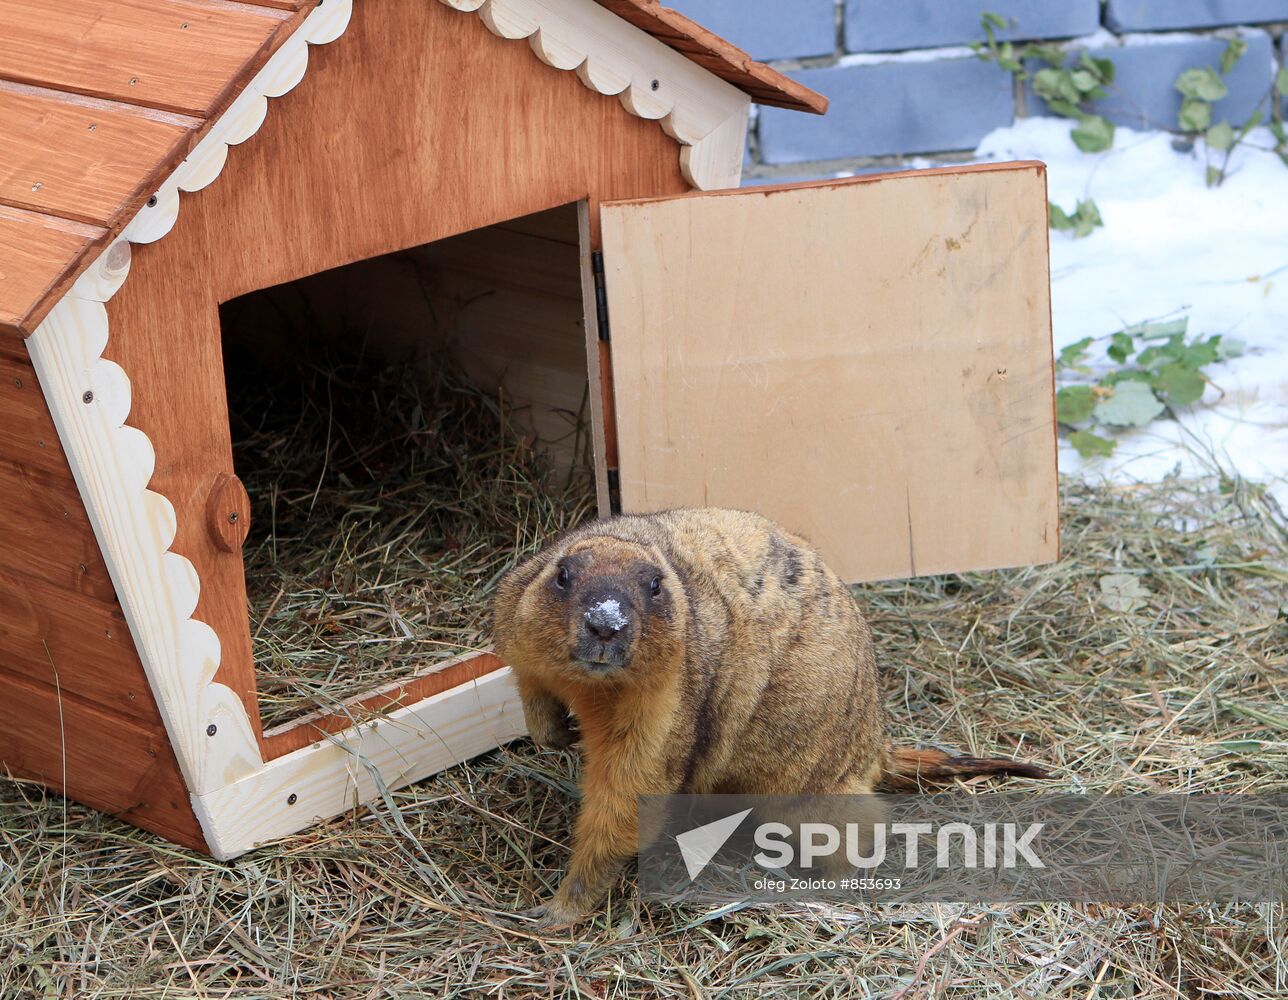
[{"xmin": 0, "ymin": 0, "xmax": 823, "ymax": 338}]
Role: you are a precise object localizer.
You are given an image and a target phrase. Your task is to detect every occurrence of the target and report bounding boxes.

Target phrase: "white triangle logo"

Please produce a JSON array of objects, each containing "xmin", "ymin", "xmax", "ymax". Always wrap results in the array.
[{"xmin": 675, "ymin": 808, "xmax": 753, "ymax": 881}]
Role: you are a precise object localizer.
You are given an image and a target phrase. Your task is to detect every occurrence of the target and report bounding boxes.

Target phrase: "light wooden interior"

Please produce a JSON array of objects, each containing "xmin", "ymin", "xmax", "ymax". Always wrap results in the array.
[
  {"xmin": 216, "ymin": 202, "xmax": 595, "ymax": 756},
  {"xmin": 601, "ymin": 162, "xmax": 1059, "ymax": 584}
]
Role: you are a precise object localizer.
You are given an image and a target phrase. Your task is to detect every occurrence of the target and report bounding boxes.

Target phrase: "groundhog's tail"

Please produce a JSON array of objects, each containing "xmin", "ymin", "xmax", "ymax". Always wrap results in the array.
[{"xmin": 881, "ymin": 747, "xmax": 1053, "ymax": 790}]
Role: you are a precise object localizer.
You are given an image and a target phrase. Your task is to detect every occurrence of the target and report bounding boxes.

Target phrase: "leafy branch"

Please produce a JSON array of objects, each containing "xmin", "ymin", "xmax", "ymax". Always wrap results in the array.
[
  {"xmin": 1173, "ymin": 38, "xmax": 1288, "ymax": 187},
  {"xmin": 1056, "ymin": 316, "xmax": 1244, "ymax": 458},
  {"xmin": 975, "ymin": 12, "xmax": 1116, "ymax": 153}
]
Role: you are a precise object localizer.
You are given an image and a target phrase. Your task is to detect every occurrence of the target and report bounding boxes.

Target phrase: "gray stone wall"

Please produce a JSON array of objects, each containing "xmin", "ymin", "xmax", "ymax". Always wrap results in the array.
[{"xmin": 672, "ymin": 0, "xmax": 1288, "ymax": 179}]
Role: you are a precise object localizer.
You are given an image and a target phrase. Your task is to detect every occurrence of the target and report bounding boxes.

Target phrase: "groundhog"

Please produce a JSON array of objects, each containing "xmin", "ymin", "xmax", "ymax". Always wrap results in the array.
[{"xmin": 491, "ymin": 508, "xmax": 1049, "ymax": 927}]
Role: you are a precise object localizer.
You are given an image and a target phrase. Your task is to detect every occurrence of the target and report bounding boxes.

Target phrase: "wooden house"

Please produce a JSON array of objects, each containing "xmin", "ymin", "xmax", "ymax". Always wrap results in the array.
[{"xmin": 0, "ymin": 0, "xmax": 1058, "ymax": 858}]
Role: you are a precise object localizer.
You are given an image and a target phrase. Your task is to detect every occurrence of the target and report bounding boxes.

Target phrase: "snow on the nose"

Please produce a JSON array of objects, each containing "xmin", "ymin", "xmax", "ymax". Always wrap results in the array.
[{"xmin": 586, "ymin": 598, "xmax": 627, "ymax": 629}]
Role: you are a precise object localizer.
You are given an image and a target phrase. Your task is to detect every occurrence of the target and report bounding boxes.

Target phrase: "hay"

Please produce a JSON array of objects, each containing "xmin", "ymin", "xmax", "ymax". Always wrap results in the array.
[
  {"xmin": 225, "ymin": 346, "xmax": 597, "ymax": 730},
  {"xmin": 2, "ymin": 474, "xmax": 1286, "ymax": 997}
]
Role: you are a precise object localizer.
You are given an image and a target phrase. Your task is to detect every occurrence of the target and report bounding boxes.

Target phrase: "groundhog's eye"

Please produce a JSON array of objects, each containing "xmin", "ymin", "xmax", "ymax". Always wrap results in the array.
[
  {"xmin": 555, "ymin": 565, "xmax": 570, "ymax": 589},
  {"xmin": 649, "ymin": 576, "xmax": 663, "ymax": 598}
]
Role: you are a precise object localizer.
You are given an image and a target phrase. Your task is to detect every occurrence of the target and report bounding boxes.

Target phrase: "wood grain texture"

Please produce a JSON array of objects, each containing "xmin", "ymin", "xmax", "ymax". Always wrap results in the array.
[
  {"xmin": 204, "ymin": 472, "xmax": 250, "ymax": 553},
  {"xmin": 0, "ymin": 207, "xmax": 104, "ymax": 334},
  {"xmin": 0, "ymin": 0, "xmax": 287, "ymax": 116},
  {"xmin": 0, "ymin": 667, "xmax": 205, "ymax": 850},
  {"xmin": 0, "ymin": 572, "xmax": 161, "ymax": 725},
  {"xmin": 195, "ymin": 667, "xmax": 526, "ymax": 859},
  {"xmin": 437, "ymin": 0, "xmax": 751, "ymax": 190},
  {"xmin": 0, "ymin": 86, "xmax": 194, "ymax": 225},
  {"xmin": 261, "ymin": 651, "xmax": 506, "ymax": 759},
  {"xmin": 601, "ymin": 163, "xmax": 1059, "ymax": 583},
  {"xmin": 0, "ymin": 462, "xmax": 117, "ymax": 602},
  {"xmin": 0, "ymin": 350, "xmax": 78, "ymax": 482},
  {"xmin": 105, "ymin": 0, "xmax": 687, "ymax": 759}
]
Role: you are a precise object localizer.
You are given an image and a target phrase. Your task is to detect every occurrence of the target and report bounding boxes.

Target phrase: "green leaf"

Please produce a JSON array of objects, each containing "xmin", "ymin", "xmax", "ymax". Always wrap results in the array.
[
  {"xmin": 1220, "ymin": 739, "xmax": 1265, "ymax": 753},
  {"xmin": 1129, "ymin": 318, "xmax": 1189, "ymax": 339},
  {"xmin": 1276, "ymin": 66, "xmax": 1288, "ymax": 96},
  {"xmin": 1175, "ymin": 67, "xmax": 1228, "ymax": 101},
  {"xmin": 1206, "ymin": 120, "xmax": 1235, "ymax": 152},
  {"xmin": 1028, "ymin": 44, "xmax": 1065, "ymax": 68},
  {"xmin": 1098, "ymin": 573, "xmax": 1150, "ymax": 612},
  {"xmin": 1220, "ymin": 37, "xmax": 1247, "ymax": 75},
  {"xmin": 1047, "ymin": 97, "xmax": 1083, "ymax": 118},
  {"xmin": 1048, "ymin": 202, "xmax": 1073, "ymax": 230},
  {"xmin": 1215, "ymin": 336, "xmax": 1245, "ymax": 360},
  {"xmin": 1107, "ymin": 331, "xmax": 1135, "ymax": 363},
  {"xmin": 1101, "ymin": 368, "xmax": 1154, "ymax": 386},
  {"xmin": 1080, "ymin": 52, "xmax": 1115, "ymax": 85},
  {"xmin": 1181, "ymin": 337, "xmax": 1221, "ymax": 367},
  {"xmin": 1179, "ymin": 97, "xmax": 1212, "ymax": 132},
  {"xmin": 1094, "ymin": 380, "xmax": 1166, "ymax": 427},
  {"xmin": 1069, "ymin": 429, "xmax": 1115, "ymax": 459},
  {"xmin": 1153, "ymin": 363, "xmax": 1206, "ymax": 405},
  {"xmin": 1071, "ymin": 114, "xmax": 1114, "ymax": 152},
  {"xmin": 1032, "ymin": 67, "xmax": 1078, "ymax": 104},
  {"xmin": 1072, "ymin": 198, "xmax": 1103, "ymax": 237},
  {"xmin": 1058, "ymin": 336, "xmax": 1094, "ymax": 369},
  {"xmin": 1070, "ymin": 68, "xmax": 1099, "ymax": 94},
  {"xmin": 982, "ymin": 11, "xmax": 1008, "ymax": 30},
  {"xmin": 1206, "ymin": 164, "xmax": 1223, "ymax": 187},
  {"xmin": 1056, "ymin": 385, "xmax": 1096, "ymax": 425}
]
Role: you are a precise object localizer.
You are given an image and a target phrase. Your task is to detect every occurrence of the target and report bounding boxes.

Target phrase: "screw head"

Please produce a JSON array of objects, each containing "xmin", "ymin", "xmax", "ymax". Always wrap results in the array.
[
  {"xmin": 82, "ymin": 390, "xmax": 94, "ymax": 404},
  {"xmin": 146, "ymin": 194, "xmax": 158, "ymax": 208},
  {"xmin": 287, "ymin": 793, "xmax": 298, "ymax": 806},
  {"xmin": 227, "ymin": 510, "xmax": 239, "ymax": 524},
  {"xmin": 206, "ymin": 723, "xmax": 217, "ymax": 736},
  {"xmin": 651, "ymin": 79, "xmax": 660, "ymax": 91}
]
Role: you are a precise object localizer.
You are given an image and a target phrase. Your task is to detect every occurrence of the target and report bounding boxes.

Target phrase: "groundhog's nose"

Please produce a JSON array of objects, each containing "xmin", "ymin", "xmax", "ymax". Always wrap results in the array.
[{"xmin": 584, "ymin": 598, "xmax": 628, "ymax": 641}]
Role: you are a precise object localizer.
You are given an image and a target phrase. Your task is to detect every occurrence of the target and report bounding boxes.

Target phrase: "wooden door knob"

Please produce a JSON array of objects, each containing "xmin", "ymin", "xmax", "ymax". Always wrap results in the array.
[{"xmin": 205, "ymin": 472, "xmax": 251, "ymax": 552}]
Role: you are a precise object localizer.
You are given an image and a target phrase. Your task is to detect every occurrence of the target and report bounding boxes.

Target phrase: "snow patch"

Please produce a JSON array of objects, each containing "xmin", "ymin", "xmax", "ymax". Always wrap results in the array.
[
  {"xmin": 586, "ymin": 599, "xmax": 627, "ymax": 630},
  {"xmin": 973, "ymin": 117, "xmax": 1288, "ymax": 505}
]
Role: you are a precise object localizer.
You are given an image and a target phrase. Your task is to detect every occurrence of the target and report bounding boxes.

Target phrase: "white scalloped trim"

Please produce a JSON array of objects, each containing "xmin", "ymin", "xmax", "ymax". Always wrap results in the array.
[
  {"xmin": 438, "ymin": 0, "xmax": 750, "ymax": 190},
  {"xmin": 30, "ymin": 0, "xmax": 354, "ymax": 802}
]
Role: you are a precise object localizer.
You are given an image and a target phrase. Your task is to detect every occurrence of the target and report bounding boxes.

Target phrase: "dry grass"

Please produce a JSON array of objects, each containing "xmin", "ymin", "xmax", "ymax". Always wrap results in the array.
[
  {"xmin": 226, "ymin": 349, "xmax": 596, "ymax": 729},
  {"xmin": 5, "ymin": 338, "xmax": 1288, "ymax": 999},
  {"xmin": 2, "ymin": 471, "xmax": 1284, "ymax": 998}
]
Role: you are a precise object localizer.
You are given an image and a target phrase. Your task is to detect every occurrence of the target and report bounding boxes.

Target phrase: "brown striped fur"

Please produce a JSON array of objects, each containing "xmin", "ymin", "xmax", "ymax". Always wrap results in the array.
[{"xmin": 491, "ymin": 508, "xmax": 1048, "ymax": 926}]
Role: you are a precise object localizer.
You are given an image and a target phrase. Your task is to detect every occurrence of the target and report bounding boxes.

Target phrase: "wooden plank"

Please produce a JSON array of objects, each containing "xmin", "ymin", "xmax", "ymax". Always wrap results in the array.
[
  {"xmin": 104, "ymin": 0, "xmax": 688, "ymax": 761},
  {"xmin": 0, "ymin": 0, "xmax": 287, "ymax": 117},
  {"xmin": 0, "ymin": 667, "xmax": 205, "ymax": 850},
  {"xmin": 601, "ymin": 163, "xmax": 1059, "ymax": 583},
  {"xmin": 578, "ymin": 201, "xmax": 611, "ymax": 516},
  {"xmin": 195, "ymin": 667, "xmax": 526, "ymax": 859},
  {"xmin": 261, "ymin": 651, "xmax": 506, "ymax": 759},
  {"xmin": 0, "ymin": 350, "xmax": 77, "ymax": 482},
  {"xmin": 0, "ymin": 571, "xmax": 162, "ymax": 725},
  {"xmin": 0, "ymin": 462, "xmax": 117, "ymax": 602},
  {"xmin": 0, "ymin": 206, "xmax": 104, "ymax": 335},
  {"xmin": 0, "ymin": 85, "xmax": 195, "ymax": 226}
]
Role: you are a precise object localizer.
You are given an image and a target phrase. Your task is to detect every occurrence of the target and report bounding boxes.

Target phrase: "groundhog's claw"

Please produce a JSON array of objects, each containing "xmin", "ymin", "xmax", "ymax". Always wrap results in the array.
[
  {"xmin": 521, "ymin": 692, "xmax": 577, "ymax": 749},
  {"xmin": 512, "ymin": 899, "xmax": 585, "ymax": 931}
]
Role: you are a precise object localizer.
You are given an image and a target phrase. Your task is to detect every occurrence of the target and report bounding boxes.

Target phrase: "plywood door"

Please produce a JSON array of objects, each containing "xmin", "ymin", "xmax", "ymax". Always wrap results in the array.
[{"xmin": 599, "ymin": 163, "xmax": 1058, "ymax": 583}]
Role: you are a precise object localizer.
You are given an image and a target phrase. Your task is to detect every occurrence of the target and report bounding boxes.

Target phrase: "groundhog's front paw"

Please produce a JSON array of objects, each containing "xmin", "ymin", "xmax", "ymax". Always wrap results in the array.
[
  {"xmin": 524, "ymin": 697, "xmax": 577, "ymax": 749},
  {"xmin": 516, "ymin": 896, "xmax": 587, "ymax": 930}
]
